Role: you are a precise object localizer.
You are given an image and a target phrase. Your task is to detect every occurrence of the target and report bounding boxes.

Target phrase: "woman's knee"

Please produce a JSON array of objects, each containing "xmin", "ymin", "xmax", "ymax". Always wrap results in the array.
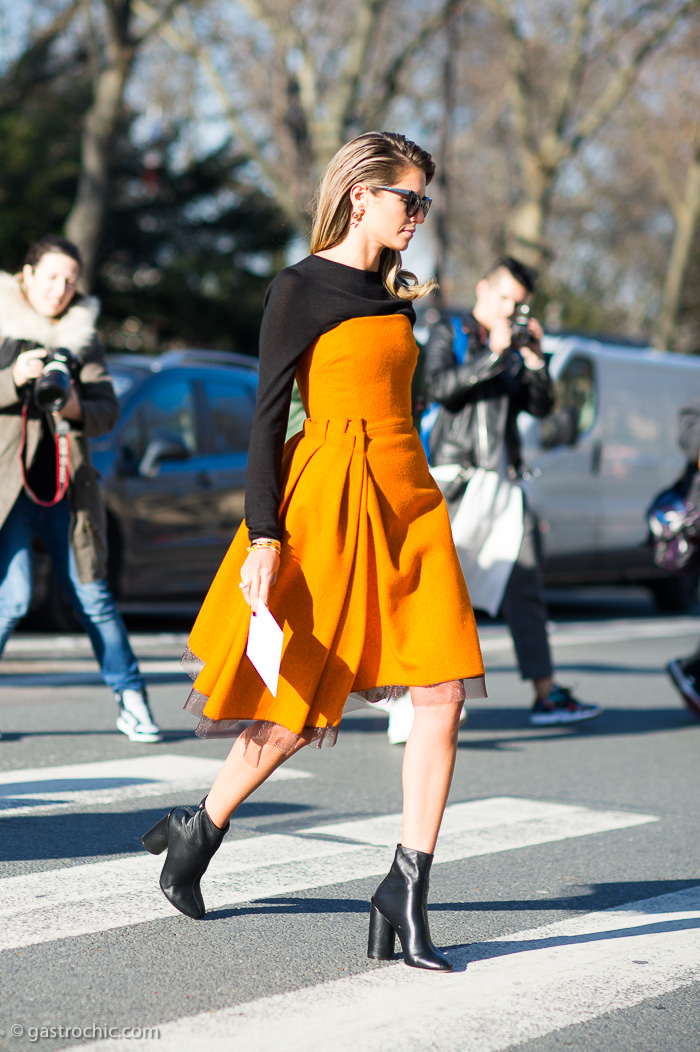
[
  {"xmin": 410, "ymin": 680, "xmax": 465, "ymax": 710},
  {"xmin": 410, "ymin": 680, "xmax": 466, "ymax": 736}
]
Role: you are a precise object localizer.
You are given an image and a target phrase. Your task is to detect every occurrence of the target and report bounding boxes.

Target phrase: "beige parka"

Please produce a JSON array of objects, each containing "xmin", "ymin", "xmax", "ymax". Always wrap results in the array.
[{"xmin": 0, "ymin": 271, "xmax": 119, "ymax": 582}]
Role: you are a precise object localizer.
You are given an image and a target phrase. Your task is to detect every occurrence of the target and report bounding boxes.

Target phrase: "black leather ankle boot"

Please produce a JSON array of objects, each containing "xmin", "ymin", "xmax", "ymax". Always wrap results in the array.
[
  {"xmin": 142, "ymin": 799, "xmax": 228, "ymax": 919},
  {"xmin": 368, "ymin": 844, "xmax": 452, "ymax": 971}
]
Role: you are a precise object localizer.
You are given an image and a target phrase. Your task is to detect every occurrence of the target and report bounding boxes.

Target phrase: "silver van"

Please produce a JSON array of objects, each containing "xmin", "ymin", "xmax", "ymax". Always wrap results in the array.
[{"xmin": 518, "ymin": 336, "xmax": 700, "ymax": 611}]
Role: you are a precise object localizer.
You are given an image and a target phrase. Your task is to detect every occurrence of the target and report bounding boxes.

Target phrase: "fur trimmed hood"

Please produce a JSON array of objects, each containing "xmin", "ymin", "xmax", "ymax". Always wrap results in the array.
[{"xmin": 0, "ymin": 271, "xmax": 100, "ymax": 357}]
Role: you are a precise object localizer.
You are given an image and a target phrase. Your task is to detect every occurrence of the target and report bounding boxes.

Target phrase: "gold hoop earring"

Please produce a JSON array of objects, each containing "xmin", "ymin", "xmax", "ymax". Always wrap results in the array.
[{"xmin": 351, "ymin": 208, "xmax": 365, "ymax": 227}]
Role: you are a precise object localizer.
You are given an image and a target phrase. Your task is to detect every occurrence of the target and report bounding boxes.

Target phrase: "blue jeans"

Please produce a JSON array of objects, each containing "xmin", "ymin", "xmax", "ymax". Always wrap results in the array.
[{"xmin": 0, "ymin": 491, "xmax": 144, "ymax": 694}]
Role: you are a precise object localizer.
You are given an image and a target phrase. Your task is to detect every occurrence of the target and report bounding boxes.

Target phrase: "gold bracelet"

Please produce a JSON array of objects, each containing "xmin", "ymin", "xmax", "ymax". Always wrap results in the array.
[{"xmin": 247, "ymin": 538, "xmax": 281, "ymax": 555}]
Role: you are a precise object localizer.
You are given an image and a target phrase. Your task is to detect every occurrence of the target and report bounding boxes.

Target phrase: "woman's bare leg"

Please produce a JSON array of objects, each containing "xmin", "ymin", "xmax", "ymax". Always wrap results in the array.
[
  {"xmin": 400, "ymin": 682, "xmax": 464, "ymax": 853},
  {"xmin": 205, "ymin": 723, "xmax": 313, "ymax": 828}
]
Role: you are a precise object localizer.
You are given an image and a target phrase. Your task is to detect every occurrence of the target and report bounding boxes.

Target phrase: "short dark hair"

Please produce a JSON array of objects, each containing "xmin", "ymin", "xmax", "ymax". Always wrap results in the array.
[
  {"xmin": 24, "ymin": 235, "xmax": 82, "ymax": 271},
  {"xmin": 483, "ymin": 255, "xmax": 537, "ymax": 295}
]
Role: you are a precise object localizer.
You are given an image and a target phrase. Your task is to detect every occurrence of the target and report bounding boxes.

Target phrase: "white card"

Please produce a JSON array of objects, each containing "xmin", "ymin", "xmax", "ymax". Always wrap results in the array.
[{"xmin": 246, "ymin": 602, "xmax": 284, "ymax": 697}]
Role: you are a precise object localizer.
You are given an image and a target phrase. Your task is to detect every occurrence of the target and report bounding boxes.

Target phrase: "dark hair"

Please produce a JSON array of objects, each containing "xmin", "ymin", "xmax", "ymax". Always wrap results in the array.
[
  {"xmin": 24, "ymin": 235, "xmax": 82, "ymax": 271},
  {"xmin": 483, "ymin": 255, "xmax": 537, "ymax": 295}
]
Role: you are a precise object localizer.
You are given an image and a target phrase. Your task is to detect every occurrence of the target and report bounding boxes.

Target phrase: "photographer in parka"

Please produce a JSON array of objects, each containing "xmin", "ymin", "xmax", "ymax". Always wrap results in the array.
[
  {"xmin": 425, "ymin": 255, "xmax": 602, "ymax": 727},
  {"xmin": 0, "ymin": 235, "xmax": 161, "ymax": 743}
]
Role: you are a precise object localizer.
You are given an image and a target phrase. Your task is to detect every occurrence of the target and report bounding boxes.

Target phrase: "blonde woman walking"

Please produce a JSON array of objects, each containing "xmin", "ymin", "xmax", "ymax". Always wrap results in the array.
[{"xmin": 143, "ymin": 132, "xmax": 485, "ymax": 970}]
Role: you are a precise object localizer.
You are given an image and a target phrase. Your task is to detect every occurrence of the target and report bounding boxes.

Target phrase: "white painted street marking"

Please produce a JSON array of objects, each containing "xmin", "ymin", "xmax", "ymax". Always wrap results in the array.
[
  {"xmin": 2, "ymin": 633, "xmax": 188, "ymax": 654},
  {"xmin": 71, "ymin": 885, "xmax": 700, "ymax": 1052},
  {"xmin": 0, "ymin": 797, "xmax": 656, "ymax": 952},
  {"xmin": 1, "ymin": 617, "xmax": 698, "ymax": 685},
  {"xmin": 0, "ymin": 632, "xmax": 187, "ymax": 684},
  {"xmin": 306, "ymin": 796, "xmax": 656, "ymax": 862},
  {"xmin": 0, "ymin": 754, "xmax": 309, "ymax": 818},
  {"xmin": 479, "ymin": 616, "xmax": 700, "ymax": 653},
  {"xmin": 0, "ymin": 661, "xmax": 184, "ymax": 686}
]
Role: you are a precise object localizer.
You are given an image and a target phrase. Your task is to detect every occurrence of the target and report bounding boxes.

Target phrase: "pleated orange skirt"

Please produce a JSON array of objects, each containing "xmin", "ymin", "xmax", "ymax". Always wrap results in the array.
[{"xmin": 183, "ymin": 314, "xmax": 486, "ymax": 742}]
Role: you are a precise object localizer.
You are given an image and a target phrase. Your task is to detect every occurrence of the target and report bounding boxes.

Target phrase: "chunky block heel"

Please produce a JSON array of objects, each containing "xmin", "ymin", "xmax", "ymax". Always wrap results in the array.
[
  {"xmin": 142, "ymin": 800, "xmax": 229, "ymax": 919},
  {"xmin": 369, "ymin": 844, "xmax": 453, "ymax": 971},
  {"xmin": 367, "ymin": 901, "xmax": 396, "ymax": 959},
  {"xmin": 141, "ymin": 813, "xmax": 170, "ymax": 855}
]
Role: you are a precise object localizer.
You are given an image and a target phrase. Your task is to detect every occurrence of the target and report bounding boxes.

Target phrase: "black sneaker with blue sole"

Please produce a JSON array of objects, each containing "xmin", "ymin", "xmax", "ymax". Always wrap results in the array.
[
  {"xmin": 530, "ymin": 685, "xmax": 602, "ymax": 726},
  {"xmin": 666, "ymin": 658, "xmax": 700, "ymax": 721}
]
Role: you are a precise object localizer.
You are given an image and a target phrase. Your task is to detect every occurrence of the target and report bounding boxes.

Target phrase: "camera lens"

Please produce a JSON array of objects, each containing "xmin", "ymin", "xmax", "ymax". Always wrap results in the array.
[{"xmin": 34, "ymin": 361, "xmax": 72, "ymax": 412}]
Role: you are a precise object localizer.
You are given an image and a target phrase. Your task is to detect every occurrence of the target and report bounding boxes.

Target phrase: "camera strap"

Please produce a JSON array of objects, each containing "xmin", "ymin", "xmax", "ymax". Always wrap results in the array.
[{"xmin": 19, "ymin": 402, "xmax": 71, "ymax": 507}]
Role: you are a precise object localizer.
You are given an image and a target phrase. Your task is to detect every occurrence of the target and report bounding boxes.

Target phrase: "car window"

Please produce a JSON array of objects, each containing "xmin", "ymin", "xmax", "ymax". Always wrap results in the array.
[
  {"xmin": 108, "ymin": 370, "xmax": 138, "ymax": 399},
  {"xmin": 555, "ymin": 356, "xmax": 596, "ymax": 434},
  {"xmin": 202, "ymin": 379, "xmax": 255, "ymax": 454},
  {"xmin": 118, "ymin": 377, "xmax": 198, "ymax": 468}
]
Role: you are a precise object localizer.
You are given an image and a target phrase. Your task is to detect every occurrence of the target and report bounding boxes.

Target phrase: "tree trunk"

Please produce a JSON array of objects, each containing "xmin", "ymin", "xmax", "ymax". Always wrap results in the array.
[
  {"xmin": 656, "ymin": 156, "xmax": 700, "ymax": 351},
  {"xmin": 433, "ymin": 23, "xmax": 459, "ymax": 304},
  {"xmin": 505, "ymin": 167, "xmax": 552, "ymax": 270},
  {"xmin": 65, "ymin": 53, "xmax": 134, "ymax": 290}
]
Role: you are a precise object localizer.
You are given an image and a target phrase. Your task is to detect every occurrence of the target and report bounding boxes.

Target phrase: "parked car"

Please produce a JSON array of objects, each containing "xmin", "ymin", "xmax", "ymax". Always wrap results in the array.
[
  {"xmin": 519, "ymin": 334, "xmax": 700, "ymax": 611},
  {"xmin": 32, "ymin": 350, "xmax": 258, "ymax": 629}
]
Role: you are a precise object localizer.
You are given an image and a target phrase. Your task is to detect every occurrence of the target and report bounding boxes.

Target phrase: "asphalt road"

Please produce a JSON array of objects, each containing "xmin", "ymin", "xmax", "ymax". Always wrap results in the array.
[{"xmin": 1, "ymin": 588, "xmax": 699, "ymax": 1052}]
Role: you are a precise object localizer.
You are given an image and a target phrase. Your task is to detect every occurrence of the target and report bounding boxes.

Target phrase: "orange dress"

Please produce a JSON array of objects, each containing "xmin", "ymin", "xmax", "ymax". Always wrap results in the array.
[{"xmin": 183, "ymin": 258, "xmax": 485, "ymax": 747}]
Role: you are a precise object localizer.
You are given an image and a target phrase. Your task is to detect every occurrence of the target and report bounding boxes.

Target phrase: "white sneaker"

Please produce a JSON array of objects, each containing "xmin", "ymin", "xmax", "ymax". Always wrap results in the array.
[
  {"xmin": 116, "ymin": 689, "xmax": 163, "ymax": 743},
  {"xmin": 381, "ymin": 691, "xmax": 468, "ymax": 746},
  {"xmin": 386, "ymin": 691, "xmax": 415, "ymax": 745}
]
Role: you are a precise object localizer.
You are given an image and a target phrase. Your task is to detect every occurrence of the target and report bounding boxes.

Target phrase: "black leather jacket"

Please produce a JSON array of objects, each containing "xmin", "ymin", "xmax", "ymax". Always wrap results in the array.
[{"xmin": 425, "ymin": 312, "xmax": 555, "ymax": 473}]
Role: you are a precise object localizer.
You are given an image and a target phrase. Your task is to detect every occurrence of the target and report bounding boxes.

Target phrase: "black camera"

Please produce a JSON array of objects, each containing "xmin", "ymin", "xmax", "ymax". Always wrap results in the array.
[
  {"xmin": 510, "ymin": 304, "xmax": 533, "ymax": 348},
  {"xmin": 33, "ymin": 348, "xmax": 80, "ymax": 413}
]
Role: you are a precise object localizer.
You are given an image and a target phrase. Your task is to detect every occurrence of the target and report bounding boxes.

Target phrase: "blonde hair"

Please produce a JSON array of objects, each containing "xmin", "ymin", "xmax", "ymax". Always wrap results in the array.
[{"xmin": 310, "ymin": 131, "xmax": 437, "ymax": 301}]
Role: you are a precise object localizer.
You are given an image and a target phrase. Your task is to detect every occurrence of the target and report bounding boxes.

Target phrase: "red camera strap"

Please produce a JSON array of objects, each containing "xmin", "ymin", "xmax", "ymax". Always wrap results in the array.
[{"xmin": 19, "ymin": 402, "xmax": 71, "ymax": 507}]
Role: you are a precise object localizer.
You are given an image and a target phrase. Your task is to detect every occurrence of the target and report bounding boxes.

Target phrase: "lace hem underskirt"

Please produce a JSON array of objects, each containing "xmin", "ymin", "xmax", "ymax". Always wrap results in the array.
[{"xmin": 181, "ymin": 644, "xmax": 485, "ymax": 755}]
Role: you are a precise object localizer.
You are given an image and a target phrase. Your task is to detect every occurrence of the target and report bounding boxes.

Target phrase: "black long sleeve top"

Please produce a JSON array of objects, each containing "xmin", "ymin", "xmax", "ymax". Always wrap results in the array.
[{"xmin": 245, "ymin": 254, "xmax": 415, "ymax": 541}]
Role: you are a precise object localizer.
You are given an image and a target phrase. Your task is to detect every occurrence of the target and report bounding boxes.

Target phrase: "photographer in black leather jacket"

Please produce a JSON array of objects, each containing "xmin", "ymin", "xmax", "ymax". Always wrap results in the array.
[{"xmin": 426, "ymin": 256, "xmax": 602, "ymax": 726}]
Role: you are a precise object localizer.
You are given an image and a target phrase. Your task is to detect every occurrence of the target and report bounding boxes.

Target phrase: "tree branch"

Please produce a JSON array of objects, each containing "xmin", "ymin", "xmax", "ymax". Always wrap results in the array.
[
  {"xmin": 235, "ymin": 0, "xmax": 319, "ymax": 120},
  {"xmin": 132, "ymin": 0, "xmax": 184, "ymax": 44},
  {"xmin": 550, "ymin": 0, "xmax": 596, "ymax": 140},
  {"xmin": 559, "ymin": 0, "xmax": 700, "ymax": 165},
  {"xmin": 0, "ymin": 0, "xmax": 81, "ymax": 113},
  {"xmin": 592, "ymin": 0, "xmax": 680, "ymax": 63},
  {"xmin": 132, "ymin": 0, "xmax": 305, "ymax": 229},
  {"xmin": 362, "ymin": 0, "xmax": 467, "ymax": 127},
  {"xmin": 628, "ymin": 97, "xmax": 683, "ymax": 215},
  {"xmin": 321, "ymin": 0, "xmax": 389, "ymax": 154},
  {"xmin": 483, "ymin": 0, "xmax": 537, "ymax": 150}
]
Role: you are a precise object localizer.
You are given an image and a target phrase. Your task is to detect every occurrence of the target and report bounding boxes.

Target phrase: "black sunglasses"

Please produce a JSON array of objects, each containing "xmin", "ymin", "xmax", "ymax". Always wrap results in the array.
[{"xmin": 378, "ymin": 186, "xmax": 432, "ymax": 218}]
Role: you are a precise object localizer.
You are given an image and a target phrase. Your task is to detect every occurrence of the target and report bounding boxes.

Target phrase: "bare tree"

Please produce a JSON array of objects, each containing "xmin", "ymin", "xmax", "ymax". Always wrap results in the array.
[
  {"xmin": 432, "ymin": 16, "xmax": 460, "ymax": 302},
  {"xmin": 481, "ymin": 0, "xmax": 700, "ymax": 269},
  {"xmin": 64, "ymin": 0, "xmax": 182, "ymax": 288},
  {"xmin": 645, "ymin": 127, "xmax": 700, "ymax": 351},
  {"xmin": 0, "ymin": 1, "xmax": 82, "ymax": 116},
  {"xmin": 134, "ymin": 0, "xmax": 467, "ymax": 235},
  {"xmin": 625, "ymin": 32, "xmax": 700, "ymax": 350}
]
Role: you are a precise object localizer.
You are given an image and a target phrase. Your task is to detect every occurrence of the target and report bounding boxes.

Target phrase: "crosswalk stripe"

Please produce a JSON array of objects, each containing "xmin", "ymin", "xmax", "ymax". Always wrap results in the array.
[
  {"xmin": 480, "ymin": 616, "xmax": 700, "ymax": 652},
  {"xmin": 0, "ymin": 797, "xmax": 655, "ymax": 952},
  {"xmin": 2, "ymin": 616, "xmax": 698, "ymax": 687},
  {"xmin": 0, "ymin": 754, "xmax": 309, "ymax": 818},
  {"xmin": 0, "ymin": 661, "xmax": 183, "ymax": 686},
  {"xmin": 65, "ymin": 884, "xmax": 700, "ymax": 1052}
]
